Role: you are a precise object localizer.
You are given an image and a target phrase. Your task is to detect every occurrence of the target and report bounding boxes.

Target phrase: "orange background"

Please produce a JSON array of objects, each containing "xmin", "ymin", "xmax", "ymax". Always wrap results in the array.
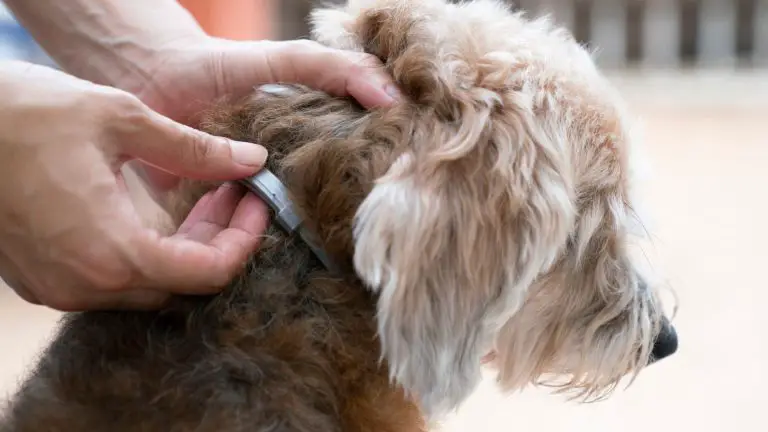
[{"xmin": 179, "ymin": 0, "xmax": 275, "ymax": 40}]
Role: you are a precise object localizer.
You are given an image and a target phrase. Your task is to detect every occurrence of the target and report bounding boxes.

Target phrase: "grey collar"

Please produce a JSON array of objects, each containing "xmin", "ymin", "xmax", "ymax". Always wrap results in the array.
[{"xmin": 238, "ymin": 170, "xmax": 337, "ymax": 272}]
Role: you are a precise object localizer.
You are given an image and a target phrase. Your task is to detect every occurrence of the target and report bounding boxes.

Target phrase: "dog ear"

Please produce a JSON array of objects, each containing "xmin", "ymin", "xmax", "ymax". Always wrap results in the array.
[
  {"xmin": 320, "ymin": 0, "xmax": 577, "ymax": 416},
  {"xmin": 352, "ymin": 96, "xmax": 577, "ymax": 415}
]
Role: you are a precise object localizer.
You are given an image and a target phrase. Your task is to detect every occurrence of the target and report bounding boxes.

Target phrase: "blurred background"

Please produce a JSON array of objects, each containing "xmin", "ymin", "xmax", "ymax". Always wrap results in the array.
[{"xmin": 1, "ymin": 1, "xmax": 767, "ymax": 431}]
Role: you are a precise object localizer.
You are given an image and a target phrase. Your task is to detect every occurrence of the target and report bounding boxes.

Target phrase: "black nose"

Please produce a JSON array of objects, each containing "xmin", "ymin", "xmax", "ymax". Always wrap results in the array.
[{"xmin": 650, "ymin": 317, "xmax": 678, "ymax": 362}]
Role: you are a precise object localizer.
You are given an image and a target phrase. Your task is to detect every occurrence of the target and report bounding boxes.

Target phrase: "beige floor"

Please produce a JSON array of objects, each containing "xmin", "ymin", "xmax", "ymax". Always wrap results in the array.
[{"xmin": 2, "ymin": 70, "xmax": 767, "ymax": 431}]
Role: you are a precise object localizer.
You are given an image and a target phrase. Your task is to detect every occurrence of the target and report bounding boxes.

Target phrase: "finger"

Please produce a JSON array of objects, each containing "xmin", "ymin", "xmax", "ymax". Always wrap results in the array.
[
  {"xmin": 112, "ymin": 96, "xmax": 268, "ymax": 181},
  {"xmin": 220, "ymin": 188, "xmax": 271, "ymax": 237},
  {"xmin": 128, "ymin": 196, "xmax": 269, "ymax": 294},
  {"xmin": 177, "ymin": 183, "xmax": 244, "ymax": 243},
  {"xmin": 269, "ymin": 41, "xmax": 400, "ymax": 109},
  {"xmin": 216, "ymin": 40, "xmax": 399, "ymax": 110},
  {"xmin": 176, "ymin": 187, "xmax": 218, "ymax": 234},
  {"xmin": 343, "ymin": 54, "xmax": 402, "ymax": 109}
]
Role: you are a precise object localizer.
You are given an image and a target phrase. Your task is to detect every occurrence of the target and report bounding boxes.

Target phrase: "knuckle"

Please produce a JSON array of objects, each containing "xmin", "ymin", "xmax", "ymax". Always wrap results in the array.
[
  {"xmin": 187, "ymin": 133, "xmax": 220, "ymax": 166},
  {"xmin": 97, "ymin": 89, "xmax": 150, "ymax": 134},
  {"xmin": 101, "ymin": 87, "xmax": 142, "ymax": 111},
  {"xmin": 108, "ymin": 89, "xmax": 147, "ymax": 115}
]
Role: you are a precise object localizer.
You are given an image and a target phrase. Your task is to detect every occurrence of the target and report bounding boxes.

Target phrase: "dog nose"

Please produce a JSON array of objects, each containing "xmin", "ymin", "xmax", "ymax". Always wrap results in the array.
[{"xmin": 650, "ymin": 317, "xmax": 678, "ymax": 362}]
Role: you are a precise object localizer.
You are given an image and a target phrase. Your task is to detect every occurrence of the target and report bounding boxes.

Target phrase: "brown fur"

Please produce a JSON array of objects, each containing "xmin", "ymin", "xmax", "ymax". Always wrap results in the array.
[
  {"xmin": 1, "ymin": 0, "xmax": 676, "ymax": 430},
  {"xmin": 1, "ymin": 88, "xmax": 424, "ymax": 431}
]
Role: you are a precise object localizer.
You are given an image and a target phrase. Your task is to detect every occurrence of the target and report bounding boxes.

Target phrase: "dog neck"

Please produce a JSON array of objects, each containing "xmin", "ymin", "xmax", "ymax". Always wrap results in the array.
[{"xmin": 239, "ymin": 170, "xmax": 338, "ymax": 272}]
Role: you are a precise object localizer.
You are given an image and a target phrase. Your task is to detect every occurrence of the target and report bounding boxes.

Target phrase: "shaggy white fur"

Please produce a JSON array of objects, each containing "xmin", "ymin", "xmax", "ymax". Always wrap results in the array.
[{"xmin": 309, "ymin": 0, "xmax": 677, "ymax": 418}]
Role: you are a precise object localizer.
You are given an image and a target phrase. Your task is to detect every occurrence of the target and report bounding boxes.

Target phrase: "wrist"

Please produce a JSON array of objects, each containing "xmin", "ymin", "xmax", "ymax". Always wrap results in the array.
[
  {"xmin": 3, "ymin": 0, "xmax": 207, "ymax": 89},
  {"xmin": 63, "ymin": 17, "xmax": 209, "ymax": 94},
  {"xmin": 107, "ymin": 32, "xmax": 211, "ymax": 97}
]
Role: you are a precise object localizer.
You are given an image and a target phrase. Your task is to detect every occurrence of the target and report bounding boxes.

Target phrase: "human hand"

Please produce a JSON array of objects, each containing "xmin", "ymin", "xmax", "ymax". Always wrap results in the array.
[
  {"xmin": 120, "ymin": 37, "xmax": 400, "ymax": 191},
  {"xmin": 0, "ymin": 60, "xmax": 270, "ymax": 311}
]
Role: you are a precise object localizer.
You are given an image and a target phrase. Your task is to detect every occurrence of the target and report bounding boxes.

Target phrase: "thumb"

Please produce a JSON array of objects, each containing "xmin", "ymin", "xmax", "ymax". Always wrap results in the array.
[
  {"xmin": 213, "ymin": 40, "xmax": 398, "ymax": 110},
  {"xmin": 116, "ymin": 100, "xmax": 267, "ymax": 181},
  {"xmin": 267, "ymin": 41, "xmax": 399, "ymax": 109}
]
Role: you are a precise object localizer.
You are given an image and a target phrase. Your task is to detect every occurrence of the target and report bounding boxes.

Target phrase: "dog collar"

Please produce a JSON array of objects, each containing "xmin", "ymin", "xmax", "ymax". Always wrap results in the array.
[{"xmin": 238, "ymin": 170, "xmax": 338, "ymax": 272}]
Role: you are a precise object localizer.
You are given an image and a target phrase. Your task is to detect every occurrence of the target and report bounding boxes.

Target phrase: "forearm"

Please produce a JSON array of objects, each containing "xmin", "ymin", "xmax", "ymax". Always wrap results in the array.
[{"xmin": 4, "ymin": 0, "xmax": 206, "ymax": 88}]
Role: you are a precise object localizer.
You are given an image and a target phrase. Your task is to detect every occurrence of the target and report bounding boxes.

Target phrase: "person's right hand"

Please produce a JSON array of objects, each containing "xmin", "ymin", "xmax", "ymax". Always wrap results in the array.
[
  {"xmin": 0, "ymin": 60, "xmax": 270, "ymax": 311},
  {"xmin": 128, "ymin": 38, "xmax": 401, "ymax": 195}
]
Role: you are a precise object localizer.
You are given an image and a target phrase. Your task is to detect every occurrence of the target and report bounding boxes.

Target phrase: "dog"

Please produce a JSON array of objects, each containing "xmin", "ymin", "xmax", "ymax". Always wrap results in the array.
[{"xmin": 0, "ymin": 0, "xmax": 678, "ymax": 430}]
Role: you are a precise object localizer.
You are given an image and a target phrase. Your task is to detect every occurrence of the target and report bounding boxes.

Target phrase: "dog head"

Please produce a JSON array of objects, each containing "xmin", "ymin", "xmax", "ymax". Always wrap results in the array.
[{"xmin": 204, "ymin": 0, "xmax": 678, "ymax": 420}]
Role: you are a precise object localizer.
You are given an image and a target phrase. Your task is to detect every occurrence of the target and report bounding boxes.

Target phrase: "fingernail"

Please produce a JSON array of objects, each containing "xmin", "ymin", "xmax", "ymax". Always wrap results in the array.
[
  {"xmin": 231, "ymin": 141, "xmax": 268, "ymax": 167},
  {"xmin": 383, "ymin": 83, "xmax": 401, "ymax": 100}
]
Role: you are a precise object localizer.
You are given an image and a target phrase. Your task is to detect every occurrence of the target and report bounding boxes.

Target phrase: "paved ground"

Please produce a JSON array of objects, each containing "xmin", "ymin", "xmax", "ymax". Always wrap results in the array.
[{"xmin": 2, "ymin": 70, "xmax": 766, "ymax": 431}]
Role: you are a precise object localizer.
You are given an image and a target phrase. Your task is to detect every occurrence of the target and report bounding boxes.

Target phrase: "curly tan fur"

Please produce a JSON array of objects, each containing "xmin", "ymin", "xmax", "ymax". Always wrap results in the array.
[{"xmin": 1, "ymin": 0, "xmax": 676, "ymax": 430}]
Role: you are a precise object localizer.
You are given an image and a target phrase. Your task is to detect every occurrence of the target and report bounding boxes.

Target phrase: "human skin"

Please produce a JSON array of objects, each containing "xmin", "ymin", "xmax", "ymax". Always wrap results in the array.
[{"xmin": 0, "ymin": 0, "xmax": 398, "ymax": 311}]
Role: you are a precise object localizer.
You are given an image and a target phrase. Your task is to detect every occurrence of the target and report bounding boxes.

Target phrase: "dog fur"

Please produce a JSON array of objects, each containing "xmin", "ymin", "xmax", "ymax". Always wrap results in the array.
[{"xmin": 0, "ymin": 0, "xmax": 676, "ymax": 430}]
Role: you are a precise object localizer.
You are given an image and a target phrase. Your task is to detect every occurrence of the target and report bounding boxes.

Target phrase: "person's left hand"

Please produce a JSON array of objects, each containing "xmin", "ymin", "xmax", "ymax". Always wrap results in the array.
[{"xmin": 121, "ymin": 37, "xmax": 400, "ymax": 193}]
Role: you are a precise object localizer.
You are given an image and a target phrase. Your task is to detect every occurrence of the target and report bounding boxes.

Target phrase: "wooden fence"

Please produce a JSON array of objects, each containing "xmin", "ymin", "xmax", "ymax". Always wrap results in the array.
[{"xmin": 278, "ymin": 0, "xmax": 768, "ymax": 69}]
